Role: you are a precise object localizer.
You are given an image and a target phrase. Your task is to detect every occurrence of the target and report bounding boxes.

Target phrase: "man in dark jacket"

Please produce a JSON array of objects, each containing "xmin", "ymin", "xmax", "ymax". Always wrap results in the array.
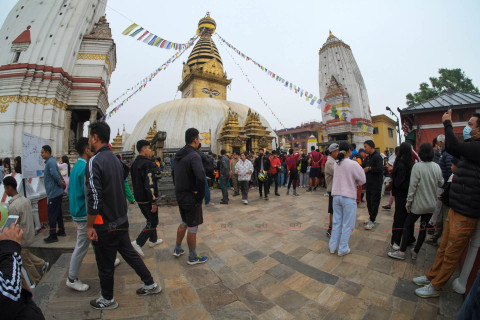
[
  {"xmin": 130, "ymin": 140, "xmax": 163, "ymax": 257},
  {"xmin": 413, "ymin": 110, "xmax": 480, "ymax": 298},
  {"xmin": 198, "ymin": 144, "xmax": 214, "ymax": 206},
  {"xmin": 86, "ymin": 122, "xmax": 161, "ymax": 310},
  {"xmin": 254, "ymin": 148, "xmax": 271, "ymax": 200},
  {"xmin": 219, "ymin": 149, "xmax": 230, "ymax": 204},
  {"xmin": 173, "ymin": 128, "xmax": 208, "ymax": 265},
  {"xmin": 1, "ymin": 224, "xmax": 45, "ymax": 320},
  {"xmin": 362, "ymin": 140, "xmax": 384, "ymax": 230}
]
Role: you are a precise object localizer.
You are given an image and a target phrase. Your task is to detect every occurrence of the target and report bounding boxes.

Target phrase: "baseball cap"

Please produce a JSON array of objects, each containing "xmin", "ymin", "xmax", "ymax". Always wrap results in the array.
[
  {"xmin": 328, "ymin": 143, "xmax": 339, "ymax": 153},
  {"xmin": 358, "ymin": 148, "xmax": 366, "ymax": 153}
]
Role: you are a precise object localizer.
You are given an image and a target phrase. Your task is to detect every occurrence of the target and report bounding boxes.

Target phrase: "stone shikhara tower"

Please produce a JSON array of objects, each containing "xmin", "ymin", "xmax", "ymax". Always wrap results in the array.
[
  {"xmin": 0, "ymin": 0, "xmax": 116, "ymax": 157},
  {"xmin": 318, "ymin": 31, "xmax": 373, "ymax": 146}
]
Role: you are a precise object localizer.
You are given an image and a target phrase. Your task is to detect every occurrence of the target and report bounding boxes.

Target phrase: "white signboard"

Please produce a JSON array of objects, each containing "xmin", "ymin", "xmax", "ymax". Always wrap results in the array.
[{"xmin": 22, "ymin": 133, "xmax": 51, "ymax": 179}]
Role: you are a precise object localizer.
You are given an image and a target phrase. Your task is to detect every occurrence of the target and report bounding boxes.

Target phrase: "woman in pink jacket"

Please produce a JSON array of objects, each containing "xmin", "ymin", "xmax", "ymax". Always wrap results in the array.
[{"xmin": 329, "ymin": 142, "xmax": 366, "ymax": 256}]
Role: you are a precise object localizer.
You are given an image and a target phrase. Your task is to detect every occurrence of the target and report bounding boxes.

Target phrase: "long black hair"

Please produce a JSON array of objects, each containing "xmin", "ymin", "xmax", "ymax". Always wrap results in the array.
[
  {"xmin": 336, "ymin": 142, "xmax": 351, "ymax": 164},
  {"xmin": 14, "ymin": 156, "xmax": 21, "ymax": 174},
  {"xmin": 61, "ymin": 155, "xmax": 70, "ymax": 176}
]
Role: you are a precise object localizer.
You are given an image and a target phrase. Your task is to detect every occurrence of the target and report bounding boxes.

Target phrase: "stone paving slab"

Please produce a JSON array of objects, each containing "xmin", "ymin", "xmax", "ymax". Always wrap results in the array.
[{"xmin": 33, "ymin": 187, "xmax": 463, "ymax": 319}]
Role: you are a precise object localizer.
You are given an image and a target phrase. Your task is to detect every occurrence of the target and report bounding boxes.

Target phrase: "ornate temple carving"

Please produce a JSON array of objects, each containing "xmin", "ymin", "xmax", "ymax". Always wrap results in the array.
[
  {"xmin": 145, "ymin": 120, "xmax": 158, "ymax": 143},
  {"xmin": 111, "ymin": 129, "xmax": 123, "ymax": 153}
]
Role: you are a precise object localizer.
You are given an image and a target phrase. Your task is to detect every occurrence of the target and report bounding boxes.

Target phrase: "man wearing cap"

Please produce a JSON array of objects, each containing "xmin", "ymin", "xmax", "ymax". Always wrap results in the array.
[{"xmin": 325, "ymin": 143, "xmax": 339, "ymax": 237}]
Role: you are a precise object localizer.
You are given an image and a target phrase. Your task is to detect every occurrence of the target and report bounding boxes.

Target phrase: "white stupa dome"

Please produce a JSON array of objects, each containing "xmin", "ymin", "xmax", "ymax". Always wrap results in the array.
[{"xmin": 124, "ymin": 98, "xmax": 276, "ymax": 153}]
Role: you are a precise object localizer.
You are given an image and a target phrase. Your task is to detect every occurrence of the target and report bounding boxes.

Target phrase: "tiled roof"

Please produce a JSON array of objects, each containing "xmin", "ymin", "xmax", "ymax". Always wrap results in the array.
[{"xmin": 401, "ymin": 92, "xmax": 480, "ymax": 115}]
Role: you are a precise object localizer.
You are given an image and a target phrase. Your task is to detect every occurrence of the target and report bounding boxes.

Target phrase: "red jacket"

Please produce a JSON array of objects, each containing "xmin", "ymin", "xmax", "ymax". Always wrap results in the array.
[{"xmin": 268, "ymin": 157, "xmax": 281, "ymax": 174}]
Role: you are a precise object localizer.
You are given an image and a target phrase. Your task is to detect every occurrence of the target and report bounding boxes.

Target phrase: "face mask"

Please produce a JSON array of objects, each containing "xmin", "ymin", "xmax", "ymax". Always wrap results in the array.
[{"xmin": 463, "ymin": 126, "xmax": 472, "ymax": 140}]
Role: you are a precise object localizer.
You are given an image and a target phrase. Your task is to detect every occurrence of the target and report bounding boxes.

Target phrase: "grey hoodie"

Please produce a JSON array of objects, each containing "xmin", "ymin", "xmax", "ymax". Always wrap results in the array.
[{"xmin": 406, "ymin": 161, "xmax": 444, "ymax": 215}]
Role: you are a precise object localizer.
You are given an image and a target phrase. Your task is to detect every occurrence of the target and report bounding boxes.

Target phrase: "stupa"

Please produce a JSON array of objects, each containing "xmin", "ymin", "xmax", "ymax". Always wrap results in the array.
[
  {"xmin": 318, "ymin": 31, "xmax": 373, "ymax": 146},
  {"xmin": 124, "ymin": 13, "xmax": 275, "ymax": 154}
]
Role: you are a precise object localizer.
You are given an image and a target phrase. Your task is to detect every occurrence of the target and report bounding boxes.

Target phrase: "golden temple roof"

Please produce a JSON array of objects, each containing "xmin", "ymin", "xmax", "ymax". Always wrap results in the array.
[{"xmin": 187, "ymin": 13, "xmax": 223, "ymax": 68}]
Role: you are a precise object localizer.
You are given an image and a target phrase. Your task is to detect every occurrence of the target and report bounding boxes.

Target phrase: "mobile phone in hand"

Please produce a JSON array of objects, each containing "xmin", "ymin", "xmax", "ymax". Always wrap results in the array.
[{"xmin": 1, "ymin": 215, "xmax": 19, "ymax": 233}]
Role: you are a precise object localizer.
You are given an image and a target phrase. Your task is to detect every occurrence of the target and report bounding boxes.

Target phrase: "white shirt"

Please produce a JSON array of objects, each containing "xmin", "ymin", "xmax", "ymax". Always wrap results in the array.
[{"xmin": 235, "ymin": 159, "xmax": 254, "ymax": 181}]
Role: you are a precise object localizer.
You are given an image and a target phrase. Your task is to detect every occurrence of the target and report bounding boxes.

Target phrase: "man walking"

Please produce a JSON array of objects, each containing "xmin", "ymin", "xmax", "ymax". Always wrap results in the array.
[
  {"xmin": 41, "ymin": 145, "xmax": 65, "ymax": 243},
  {"xmin": 362, "ymin": 140, "xmax": 384, "ymax": 230},
  {"xmin": 307, "ymin": 146, "xmax": 322, "ymax": 192},
  {"xmin": 286, "ymin": 149, "xmax": 300, "ymax": 196},
  {"xmin": 325, "ymin": 143, "xmax": 339, "ymax": 237},
  {"xmin": 254, "ymin": 148, "xmax": 271, "ymax": 200},
  {"xmin": 268, "ymin": 150, "xmax": 281, "ymax": 196},
  {"xmin": 86, "ymin": 122, "xmax": 161, "ymax": 310},
  {"xmin": 219, "ymin": 149, "xmax": 230, "ymax": 204},
  {"xmin": 173, "ymin": 128, "xmax": 208, "ymax": 265},
  {"xmin": 235, "ymin": 152, "xmax": 253, "ymax": 204},
  {"xmin": 3, "ymin": 176, "xmax": 49, "ymax": 286},
  {"xmin": 413, "ymin": 110, "xmax": 480, "ymax": 298},
  {"xmin": 130, "ymin": 140, "xmax": 163, "ymax": 258},
  {"xmin": 230, "ymin": 152, "xmax": 240, "ymax": 197}
]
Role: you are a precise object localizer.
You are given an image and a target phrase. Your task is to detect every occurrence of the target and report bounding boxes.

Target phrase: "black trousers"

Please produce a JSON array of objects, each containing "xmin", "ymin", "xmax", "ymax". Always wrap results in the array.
[
  {"xmin": 240, "ymin": 181, "xmax": 249, "ymax": 200},
  {"xmin": 47, "ymin": 195, "xmax": 64, "ymax": 237},
  {"xmin": 269, "ymin": 173, "xmax": 278, "ymax": 194},
  {"xmin": 258, "ymin": 177, "xmax": 269, "ymax": 197},
  {"xmin": 400, "ymin": 213, "xmax": 432, "ymax": 253},
  {"xmin": 287, "ymin": 170, "xmax": 298, "ymax": 190},
  {"xmin": 366, "ymin": 189, "xmax": 381, "ymax": 223},
  {"xmin": 93, "ymin": 222, "xmax": 154, "ymax": 300},
  {"xmin": 136, "ymin": 203, "xmax": 159, "ymax": 247}
]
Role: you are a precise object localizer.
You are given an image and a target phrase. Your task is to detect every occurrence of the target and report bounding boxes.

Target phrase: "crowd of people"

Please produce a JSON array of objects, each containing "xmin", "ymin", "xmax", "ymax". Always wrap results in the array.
[{"xmin": 1, "ymin": 109, "xmax": 480, "ymax": 318}]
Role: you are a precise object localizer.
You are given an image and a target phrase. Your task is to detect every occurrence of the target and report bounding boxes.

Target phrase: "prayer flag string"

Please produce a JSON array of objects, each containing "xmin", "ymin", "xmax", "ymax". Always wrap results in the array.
[{"xmin": 121, "ymin": 23, "xmax": 195, "ymax": 51}]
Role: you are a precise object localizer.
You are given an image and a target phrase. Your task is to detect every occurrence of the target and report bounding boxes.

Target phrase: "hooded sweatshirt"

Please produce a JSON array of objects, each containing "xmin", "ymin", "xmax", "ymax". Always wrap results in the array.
[{"xmin": 174, "ymin": 145, "xmax": 205, "ymax": 205}]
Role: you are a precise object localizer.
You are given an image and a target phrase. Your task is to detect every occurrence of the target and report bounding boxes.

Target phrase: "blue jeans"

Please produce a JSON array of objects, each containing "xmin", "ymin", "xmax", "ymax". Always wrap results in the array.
[
  {"xmin": 278, "ymin": 173, "xmax": 285, "ymax": 186},
  {"xmin": 457, "ymin": 270, "xmax": 480, "ymax": 319},
  {"xmin": 204, "ymin": 177, "xmax": 211, "ymax": 204},
  {"xmin": 329, "ymin": 196, "xmax": 357, "ymax": 255}
]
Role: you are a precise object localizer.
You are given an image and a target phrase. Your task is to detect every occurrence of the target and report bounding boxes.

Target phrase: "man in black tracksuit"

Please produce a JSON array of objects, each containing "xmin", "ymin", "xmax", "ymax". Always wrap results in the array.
[
  {"xmin": 130, "ymin": 140, "xmax": 162, "ymax": 257},
  {"xmin": 362, "ymin": 140, "xmax": 384, "ymax": 230},
  {"xmin": 254, "ymin": 148, "xmax": 271, "ymax": 200},
  {"xmin": 173, "ymin": 128, "xmax": 208, "ymax": 265},
  {"xmin": 86, "ymin": 122, "xmax": 161, "ymax": 310}
]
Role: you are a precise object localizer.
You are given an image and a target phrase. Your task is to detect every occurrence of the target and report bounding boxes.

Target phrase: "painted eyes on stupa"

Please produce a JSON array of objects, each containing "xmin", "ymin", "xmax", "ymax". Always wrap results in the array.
[{"xmin": 201, "ymin": 88, "xmax": 220, "ymax": 96}]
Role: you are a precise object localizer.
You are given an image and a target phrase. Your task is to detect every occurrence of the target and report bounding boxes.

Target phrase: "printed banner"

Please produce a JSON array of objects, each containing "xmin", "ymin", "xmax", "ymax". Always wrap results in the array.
[{"xmin": 122, "ymin": 23, "xmax": 196, "ymax": 51}]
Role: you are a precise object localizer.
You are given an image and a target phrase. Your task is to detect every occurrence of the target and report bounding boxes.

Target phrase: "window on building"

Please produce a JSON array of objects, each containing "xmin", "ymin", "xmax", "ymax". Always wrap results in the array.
[
  {"xmin": 12, "ymin": 51, "xmax": 20, "ymax": 63},
  {"xmin": 373, "ymin": 127, "xmax": 379, "ymax": 134},
  {"xmin": 388, "ymin": 128, "xmax": 394, "ymax": 137}
]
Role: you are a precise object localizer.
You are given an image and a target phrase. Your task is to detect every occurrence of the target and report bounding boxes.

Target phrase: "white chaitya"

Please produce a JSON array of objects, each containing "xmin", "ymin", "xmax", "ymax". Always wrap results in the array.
[
  {"xmin": 318, "ymin": 31, "xmax": 373, "ymax": 145},
  {"xmin": 0, "ymin": 0, "xmax": 116, "ymax": 157}
]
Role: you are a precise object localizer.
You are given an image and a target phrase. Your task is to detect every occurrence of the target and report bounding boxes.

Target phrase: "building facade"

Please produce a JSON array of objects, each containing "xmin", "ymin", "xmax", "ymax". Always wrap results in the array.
[
  {"xmin": 399, "ymin": 92, "xmax": 480, "ymax": 150},
  {"xmin": 318, "ymin": 31, "xmax": 373, "ymax": 147},
  {"xmin": 0, "ymin": 0, "xmax": 116, "ymax": 157},
  {"xmin": 371, "ymin": 114, "xmax": 398, "ymax": 154},
  {"xmin": 275, "ymin": 121, "xmax": 323, "ymax": 151}
]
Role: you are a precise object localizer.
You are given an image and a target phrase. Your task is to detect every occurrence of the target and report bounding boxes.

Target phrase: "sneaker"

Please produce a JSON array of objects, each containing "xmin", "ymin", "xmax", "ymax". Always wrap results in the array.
[
  {"xmin": 412, "ymin": 275, "xmax": 430, "ymax": 286},
  {"xmin": 66, "ymin": 278, "xmax": 90, "ymax": 292},
  {"xmin": 411, "ymin": 248, "xmax": 417, "ymax": 260},
  {"xmin": 326, "ymin": 229, "xmax": 331, "ymax": 238},
  {"xmin": 415, "ymin": 283, "xmax": 440, "ymax": 298},
  {"xmin": 57, "ymin": 231, "xmax": 67, "ymax": 237},
  {"xmin": 114, "ymin": 258, "xmax": 121, "ymax": 267},
  {"xmin": 286, "ymin": 190, "xmax": 290, "ymax": 195},
  {"xmin": 42, "ymin": 261, "xmax": 50, "ymax": 275},
  {"xmin": 187, "ymin": 255, "xmax": 208, "ymax": 265},
  {"xmin": 338, "ymin": 249, "xmax": 351, "ymax": 257},
  {"xmin": 136, "ymin": 283, "xmax": 162, "ymax": 295},
  {"xmin": 364, "ymin": 221, "xmax": 375, "ymax": 230},
  {"xmin": 452, "ymin": 277, "xmax": 466, "ymax": 294},
  {"xmin": 387, "ymin": 250, "xmax": 405, "ymax": 260},
  {"xmin": 220, "ymin": 200, "xmax": 228, "ymax": 205},
  {"xmin": 275, "ymin": 193, "xmax": 280, "ymax": 196},
  {"xmin": 306, "ymin": 187, "xmax": 312, "ymax": 192},
  {"xmin": 173, "ymin": 248, "xmax": 185, "ymax": 257},
  {"xmin": 233, "ymin": 192, "xmax": 240, "ymax": 197},
  {"xmin": 391, "ymin": 243, "xmax": 400, "ymax": 251},
  {"xmin": 264, "ymin": 196, "xmax": 269, "ymax": 201},
  {"xmin": 206, "ymin": 202, "xmax": 215, "ymax": 206},
  {"xmin": 243, "ymin": 200, "xmax": 248, "ymax": 205},
  {"xmin": 329, "ymin": 249, "xmax": 335, "ymax": 254},
  {"xmin": 149, "ymin": 239, "xmax": 163, "ymax": 248},
  {"xmin": 131, "ymin": 241, "xmax": 145, "ymax": 257},
  {"xmin": 382, "ymin": 205, "xmax": 391, "ymax": 210},
  {"xmin": 364, "ymin": 220, "xmax": 370, "ymax": 225},
  {"xmin": 90, "ymin": 296, "xmax": 118, "ymax": 310},
  {"xmin": 44, "ymin": 236, "xmax": 58, "ymax": 243},
  {"xmin": 324, "ymin": 193, "xmax": 329, "ymax": 197},
  {"xmin": 293, "ymin": 192, "xmax": 299, "ymax": 196}
]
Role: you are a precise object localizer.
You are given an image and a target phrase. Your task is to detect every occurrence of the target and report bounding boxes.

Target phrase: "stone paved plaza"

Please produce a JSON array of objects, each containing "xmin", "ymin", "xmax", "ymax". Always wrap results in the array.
[{"xmin": 31, "ymin": 187, "xmax": 463, "ymax": 319}]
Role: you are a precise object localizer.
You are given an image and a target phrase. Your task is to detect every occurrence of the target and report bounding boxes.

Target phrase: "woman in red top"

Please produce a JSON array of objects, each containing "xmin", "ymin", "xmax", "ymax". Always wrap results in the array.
[{"xmin": 268, "ymin": 150, "xmax": 281, "ymax": 196}]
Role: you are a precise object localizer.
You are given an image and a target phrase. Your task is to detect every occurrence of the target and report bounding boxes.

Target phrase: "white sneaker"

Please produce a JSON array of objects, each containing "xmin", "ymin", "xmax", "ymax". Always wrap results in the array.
[
  {"xmin": 391, "ymin": 243, "xmax": 400, "ymax": 250},
  {"xmin": 206, "ymin": 202, "xmax": 215, "ymax": 206},
  {"xmin": 452, "ymin": 277, "xmax": 466, "ymax": 294},
  {"xmin": 131, "ymin": 241, "xmax": 145, "ymax": 257},
  {"xmin": 365, "ymin": 221, "xmax": 375, "ymax": 230},
  {"xmin": 364, "ymin": 219, "xmax": 370, "ymax": 225},
  {"xmin": 415, "ymin": 283, "xmax": 440, "ymax": 298},
  {"xmin": 338, "ymin": 249, "xmax": 351, "ymax": 257},
  {"xmin": 149, "ymin": 239, "xmax": 163, "ymax": 248},
  {"xmin": 244, "ymin": 200, "xmax": 248, "ymax": 205},
  {"xmin": 413, "ymin": 275, "xmax": 431, "ymax": 286},
  {"xmin": 114, "ymin": 258, "xmax": 121, "ymax": 267},
  {"xmin": 66, "ymin": 278, "xmax": 90, "ymax": 292}
]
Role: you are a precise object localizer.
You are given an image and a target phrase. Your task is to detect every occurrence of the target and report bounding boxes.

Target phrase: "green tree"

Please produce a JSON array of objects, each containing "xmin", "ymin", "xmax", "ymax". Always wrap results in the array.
[{"xmin": 406, "ymin": 68, "xmax": 479, "ymax": 106}]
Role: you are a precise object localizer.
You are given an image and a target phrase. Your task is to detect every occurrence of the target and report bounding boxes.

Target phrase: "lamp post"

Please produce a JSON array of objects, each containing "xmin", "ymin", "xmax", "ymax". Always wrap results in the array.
[{"xmin": 386, "ymin": 106, "xmax": 402, "ymax": 147}]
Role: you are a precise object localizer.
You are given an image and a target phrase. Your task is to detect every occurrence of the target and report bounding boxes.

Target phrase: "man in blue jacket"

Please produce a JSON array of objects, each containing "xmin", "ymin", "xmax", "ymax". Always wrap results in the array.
[{"xmin": 41, "ymin": 145, "xmax": 65, "ymax": 243}]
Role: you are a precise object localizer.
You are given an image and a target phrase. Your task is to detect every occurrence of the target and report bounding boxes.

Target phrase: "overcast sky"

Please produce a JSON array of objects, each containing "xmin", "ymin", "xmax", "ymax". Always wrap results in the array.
[{"xmin": 1, "ymin": 0, "xmax": 479, "ymax": 140}]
